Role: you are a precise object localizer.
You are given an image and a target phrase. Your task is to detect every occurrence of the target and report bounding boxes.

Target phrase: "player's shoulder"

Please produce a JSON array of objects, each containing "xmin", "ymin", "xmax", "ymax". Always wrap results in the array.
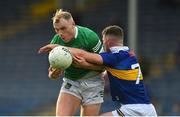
[
  {"xmin": 77, "ymin": 25, "xmax": 96, "ymax": 34},
  {"xmin": 77, "ymin": 25, "xmax": 99, "ymax": 42}
]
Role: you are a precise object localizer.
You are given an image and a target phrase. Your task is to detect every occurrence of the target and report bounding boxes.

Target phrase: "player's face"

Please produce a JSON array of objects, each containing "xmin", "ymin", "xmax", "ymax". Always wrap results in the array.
[{"xmin": 54, "ymin": 18, "xmax": 75, "ymax": 43}]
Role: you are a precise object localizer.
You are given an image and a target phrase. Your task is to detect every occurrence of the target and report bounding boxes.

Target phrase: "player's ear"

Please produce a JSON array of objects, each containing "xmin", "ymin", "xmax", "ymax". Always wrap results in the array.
[{"xmin": 108, "ymin": 40, "xmax": 114, "ymax": 47}]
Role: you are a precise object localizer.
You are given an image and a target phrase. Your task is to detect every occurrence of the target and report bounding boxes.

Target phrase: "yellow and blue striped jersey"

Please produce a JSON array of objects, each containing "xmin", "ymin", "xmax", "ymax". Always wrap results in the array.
[{"xmin": 100, "ymin": 46, "xmax": 150, "ymax": 104}]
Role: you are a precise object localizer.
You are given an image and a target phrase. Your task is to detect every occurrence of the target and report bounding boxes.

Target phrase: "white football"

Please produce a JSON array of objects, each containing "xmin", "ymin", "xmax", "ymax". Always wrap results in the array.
[{"xmin": 48, "ymin": 46, "xmax": 72, "ymax": 69}]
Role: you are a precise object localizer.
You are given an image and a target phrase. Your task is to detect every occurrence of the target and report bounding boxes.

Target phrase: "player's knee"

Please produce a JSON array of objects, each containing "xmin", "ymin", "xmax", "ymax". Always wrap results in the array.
[{"xmin": 81, "ymin": 104, "xmax": 101, "ymax": 116}]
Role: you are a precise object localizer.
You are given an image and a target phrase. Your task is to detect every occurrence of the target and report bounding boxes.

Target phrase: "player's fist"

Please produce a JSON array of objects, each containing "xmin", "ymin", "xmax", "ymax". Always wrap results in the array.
[{"xmin": 48, "ymin": 66, "xmax": 63, "ymax": 80}]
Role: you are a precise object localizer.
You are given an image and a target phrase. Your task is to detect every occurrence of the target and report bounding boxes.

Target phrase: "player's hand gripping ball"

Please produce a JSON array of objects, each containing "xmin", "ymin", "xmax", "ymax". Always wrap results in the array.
[{"xmin": 48, "ymin": 46, "xmax": 72, "ymax": 69}]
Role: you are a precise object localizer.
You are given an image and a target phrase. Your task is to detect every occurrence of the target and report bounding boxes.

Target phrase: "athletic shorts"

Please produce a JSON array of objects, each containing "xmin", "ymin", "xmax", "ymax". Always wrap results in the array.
[
  {"xmin": 112, "ymin": 104, "xmax": 157, "ymax": 116},
  {"xmin": 60, "ymin": 76, "xmax": 105, "ymax": 105}
]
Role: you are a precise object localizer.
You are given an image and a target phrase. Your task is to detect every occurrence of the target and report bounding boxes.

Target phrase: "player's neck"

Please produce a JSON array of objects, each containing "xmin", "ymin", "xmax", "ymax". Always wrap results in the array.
[
  {"xmin": 110, "ymin": 42, "xmax": 123, "ymax": 47},
  {"xmin": 72, "ymin": 26, "xmax": 77, "ymax": 39}
]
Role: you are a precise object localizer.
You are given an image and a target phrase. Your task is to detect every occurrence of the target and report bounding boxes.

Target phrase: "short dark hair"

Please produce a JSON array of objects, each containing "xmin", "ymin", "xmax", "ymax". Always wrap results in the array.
[{"xmin": 102, "ymin": 25, "xmax": 124, "ymax": 39}]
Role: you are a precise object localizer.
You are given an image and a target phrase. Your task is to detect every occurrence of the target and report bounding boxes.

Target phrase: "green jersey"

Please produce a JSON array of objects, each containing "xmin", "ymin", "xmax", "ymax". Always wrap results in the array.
[{"xmin": 50, "ymin": 26, "xmax": 103, "ymax": 80}]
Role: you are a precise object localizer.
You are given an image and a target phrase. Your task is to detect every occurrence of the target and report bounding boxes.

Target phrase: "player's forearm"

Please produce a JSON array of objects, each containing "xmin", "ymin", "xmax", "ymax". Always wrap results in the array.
[
  {"xmin": 69, "ymin": 48, "xmax": 103, "ymax": 65},
  {"xmin": 80, "ymin": 51, "xmax": 103, "ymax": 66},
  {"xmin": 73, "ymin": 61, "xmax": 104, "ymax": 71},
  {"xmin": 69, "ymin": 47, "xmax": 84, "ymax": 57},
  {"xmin": 68, "ymin": 47, "xmax": 90, "ymax": 61},
  {"xmin": 38, "ymin": 44, "xmax": 59, "ymax": 53}
]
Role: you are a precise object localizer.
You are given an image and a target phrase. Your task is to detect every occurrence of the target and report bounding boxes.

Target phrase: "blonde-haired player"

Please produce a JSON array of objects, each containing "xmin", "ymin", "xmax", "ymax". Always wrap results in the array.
[{"xmin": 39, "ymin": 9, "xmax": 104, "ymax": 116}]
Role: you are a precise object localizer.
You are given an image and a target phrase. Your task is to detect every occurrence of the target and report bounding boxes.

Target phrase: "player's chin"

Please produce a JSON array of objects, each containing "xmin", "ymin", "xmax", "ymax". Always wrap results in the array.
[{"xmin": 62, "ymin": 38, "xmax": 71, "ymax": 43}]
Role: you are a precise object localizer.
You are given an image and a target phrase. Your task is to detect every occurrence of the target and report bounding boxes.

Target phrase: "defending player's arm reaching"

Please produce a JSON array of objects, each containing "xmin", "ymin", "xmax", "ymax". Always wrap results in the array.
[
  {"xmin": 72, "ymin": 55, "xmax": 104, "ymax": 71},
  {"xmin": 39, "ymin": 44, "xmax": 104, "ymax": 72},
  {"xmin": 38, "ymin": 44, "xmax": 59, "ymax": 54},
  {"xmin": 38, "ymin": 43, "xmax": 104, "ymax": 69},
  {"xmin": 69, "ymin": 48, "xmax": 103, "ymax": 65},
  {"xmin": 39, "ymin": 44, "xmax": 103, "ymax": 65}
]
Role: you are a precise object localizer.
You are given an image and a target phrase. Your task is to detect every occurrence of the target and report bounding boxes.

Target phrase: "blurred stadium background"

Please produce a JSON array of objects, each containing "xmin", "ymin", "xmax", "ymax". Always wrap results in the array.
[{"xmin": 0, "ymin": 0, "xmax": 180, "ymax": 115}]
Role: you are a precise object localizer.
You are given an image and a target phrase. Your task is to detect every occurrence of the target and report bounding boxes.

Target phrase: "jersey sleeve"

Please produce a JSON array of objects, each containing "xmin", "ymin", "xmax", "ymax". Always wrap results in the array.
[
  {"xmin": 87, "ymin": 31, "xmax": 103, "ymax": 53},
  {"xmin": 100, "ymin": 50, "xmax": 130, "ymax": 66},
  {"xmin": 50, "ymin": 34, "xmax": 60, "ymax": 44}
]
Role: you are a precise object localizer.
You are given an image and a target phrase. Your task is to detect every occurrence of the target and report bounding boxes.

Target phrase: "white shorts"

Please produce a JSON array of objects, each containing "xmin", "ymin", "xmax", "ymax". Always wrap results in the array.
[
  {"xmin": 112, "ymin": 104, "xmax": 157, "ymax": 116},
  {"xmin": 60, "ymin": 76, "xmax": 104, "ymax": 105}
]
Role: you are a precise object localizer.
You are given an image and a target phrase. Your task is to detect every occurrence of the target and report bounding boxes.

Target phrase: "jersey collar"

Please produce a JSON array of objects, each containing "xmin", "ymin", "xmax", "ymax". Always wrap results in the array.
[
  {"xmin": 110, "ymin": 46, "xmax": 129, "ymax": 53},
  {"xmin": 74, "ymin": 26, "xmax": 78, "ymax": 39}
]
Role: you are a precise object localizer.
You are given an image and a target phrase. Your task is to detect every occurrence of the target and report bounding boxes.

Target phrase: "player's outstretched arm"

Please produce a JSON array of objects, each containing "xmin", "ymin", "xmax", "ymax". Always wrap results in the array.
[
  {"xmin": 39, "ymin": 44, "xmax": 104, "ymax": 66},
  {"xmin": 69, "ymin": 48, "xmax": 103, "ymax": 65},
  {"xmin": 72, "ymin": 55, "xmax": 104, "ymax": 71},
  {"xmin": 38, "ymin": 44, "xmax": 59, "ymax": 53},
  {"xmin": 39, "ymin": 44, "xmax": 103, "ymax": 65}
]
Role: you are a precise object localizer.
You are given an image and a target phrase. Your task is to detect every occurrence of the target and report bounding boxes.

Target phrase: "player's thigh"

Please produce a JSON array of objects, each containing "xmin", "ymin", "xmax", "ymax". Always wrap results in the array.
[
  {"xmin": 56, "ymin": 92, "xmax": 81, "ymax": 116},
  {"xmin": 80, "ymin": 103, "xmax": 101, "ymax": 116}
]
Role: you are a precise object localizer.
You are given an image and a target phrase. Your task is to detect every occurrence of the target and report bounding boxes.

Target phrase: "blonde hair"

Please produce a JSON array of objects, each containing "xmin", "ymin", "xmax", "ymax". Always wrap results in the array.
[{"xmin": 52, "ymin": 9, "xmax": 73, "ymax": 24}]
